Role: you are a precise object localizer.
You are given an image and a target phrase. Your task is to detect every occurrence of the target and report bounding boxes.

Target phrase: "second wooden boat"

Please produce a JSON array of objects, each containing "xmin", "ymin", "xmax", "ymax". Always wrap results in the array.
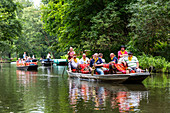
[{"xmin": 17, "ymin": 62, "xmax": 38, "ymax": 70}]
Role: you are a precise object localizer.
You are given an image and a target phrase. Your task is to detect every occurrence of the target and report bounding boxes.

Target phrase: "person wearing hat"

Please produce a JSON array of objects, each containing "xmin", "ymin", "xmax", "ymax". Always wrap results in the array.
[
  {"xmin": 68, "ymin": 54, "xmax": 79, "ymax": 72},
  {"xmin": 118, "ymin": 45, "xmax": 128, "ymax": 59},
  {"xmin": 124, "ymin": 52, "xmax": 139, "ymax": 72},
  {"xmin": 79, "ymin": 53, "xmax": 90, "ymax": 64},
  {"xmin": 90, "ymin": 53, "xmax": 104, "ymax": 75}
]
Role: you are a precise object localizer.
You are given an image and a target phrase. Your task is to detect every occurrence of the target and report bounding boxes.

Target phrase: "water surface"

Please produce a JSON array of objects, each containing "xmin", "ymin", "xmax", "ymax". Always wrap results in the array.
[{"xmin": 0, "ymin": 63, "xmax": 169, "ymax": 113}]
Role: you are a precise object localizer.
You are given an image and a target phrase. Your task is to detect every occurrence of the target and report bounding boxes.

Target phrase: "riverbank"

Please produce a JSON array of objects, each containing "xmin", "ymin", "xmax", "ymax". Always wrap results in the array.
[{"xmin": 0, "ymin": 62, "xmax": 11, "ymax": 63}]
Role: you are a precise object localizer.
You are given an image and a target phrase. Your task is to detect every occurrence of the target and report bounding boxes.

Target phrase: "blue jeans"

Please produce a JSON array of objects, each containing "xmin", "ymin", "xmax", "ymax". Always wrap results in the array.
[{"xmin": 96, "ymin": 68, "xmax": 104, "ymax": 75}]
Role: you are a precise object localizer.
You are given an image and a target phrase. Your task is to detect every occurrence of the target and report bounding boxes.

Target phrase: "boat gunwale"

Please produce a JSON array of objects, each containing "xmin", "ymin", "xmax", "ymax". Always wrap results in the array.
[{"xmin": 67, "ymin": 70, "xmax": 150, "ymax": 77}]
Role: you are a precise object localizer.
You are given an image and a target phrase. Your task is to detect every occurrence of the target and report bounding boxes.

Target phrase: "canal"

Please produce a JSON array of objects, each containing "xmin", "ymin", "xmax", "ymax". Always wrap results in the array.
[{"xmin": 0, "ymin": 63, "xmax": 169, "ymax": 113}]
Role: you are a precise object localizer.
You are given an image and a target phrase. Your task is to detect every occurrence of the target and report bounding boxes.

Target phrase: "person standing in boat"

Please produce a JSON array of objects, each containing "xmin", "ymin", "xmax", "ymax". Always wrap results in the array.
[
  {"xmin": 23, "ymin": 52, "xmax": 26, "ymax": 59},
  {"xmin": 67, "ymin": 47, "xmax": 76, "ymax": 60},
  {"xmin": 124, "ymin": 52, "xmax": 139, "ymax": 72},
  {"xmin": 79, "ymin": 53, "xmax": 90, "ymax": 64},
  {"xmin": 47, "ymin": 52, "xmax": 51, "ymax": 59},
  {"xmin": 68, "ymin": 54, "xmax": 79, "ymax": 72},
  {"xmin": 90, "ymin": 53, "xmax": 104, "ymax": 75},
  {"xmin": 118, "ymin": 45, "xmax": 128, "ymax": 59},
  {"xmin": 32, "ymin": 55, "xmax": 35, "ymax": 59}
]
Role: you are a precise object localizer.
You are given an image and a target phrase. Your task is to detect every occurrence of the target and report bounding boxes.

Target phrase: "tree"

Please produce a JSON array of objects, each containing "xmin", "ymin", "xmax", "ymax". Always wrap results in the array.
[
  {"xmin": 0, "ymin": 0, "xmax": 22, "ymax": 59},
  {"xmin": 0, "ymin": 0, "xmax": 21, "ymax": 41},
  {"xmin": 14, "ymin": 5, "xmax": 46, "ymax": 58},
  {"xmin": 127, "ymin": 0, "xmax": 169, "ymax": 59},
  {"xmin": 41, "ymin": 0, "xmax": 115, "ymax": 52}
]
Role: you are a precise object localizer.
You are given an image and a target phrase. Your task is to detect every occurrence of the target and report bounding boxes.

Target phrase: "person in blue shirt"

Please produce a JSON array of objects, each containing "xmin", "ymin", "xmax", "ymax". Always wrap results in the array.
[
  {"xmin": 109, "ymin": 53, "xmax": 118, "ymax": 74},
  {"xmin": 23, "ymin": 52, "xmax": 26, "ymax": 58},
  {"xmin": 109, "ymin": 53, "xmax": 118, "ymax": 64},
  {"xmin": 90, "ymin": 53, "xmax": 104, "ymax": 75}
]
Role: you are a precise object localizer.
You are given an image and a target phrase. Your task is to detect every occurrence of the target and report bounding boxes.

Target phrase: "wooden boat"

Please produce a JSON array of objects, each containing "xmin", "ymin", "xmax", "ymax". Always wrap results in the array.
[
  {"xmin": 67, "ymin": 71, "xmax": 130, "ymax": 84},
  {"xmin": 41, "ymin": 58, "xmax": 54, "ymax": 66},
  {"xmin": 16, "ymin": 62, "xmax": 38, "ymax": 70},
  {"xmin": 67, "ymin": 64, "xmax": 150, "ymax": 84},
  {"xmin": 53, "ymin": 59, "xmax": 68, "ymax": 65},
  {"xmin": 67, "ymin": 71, "xmax": 150, "ymax": 84},
  {"xmin": 123, "ymin": 72, "xmax": 150, "ymax": 84}
]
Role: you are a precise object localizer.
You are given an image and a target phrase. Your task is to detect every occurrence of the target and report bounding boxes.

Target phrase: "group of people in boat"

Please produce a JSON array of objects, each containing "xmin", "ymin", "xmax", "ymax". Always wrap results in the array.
[
  {"xmin": 17, "ymin": 52, "xmax": 37, "ymax": 63},
  {"xmin": 68, "ymin": 46, "xmax": 140, "ymax": 75}
]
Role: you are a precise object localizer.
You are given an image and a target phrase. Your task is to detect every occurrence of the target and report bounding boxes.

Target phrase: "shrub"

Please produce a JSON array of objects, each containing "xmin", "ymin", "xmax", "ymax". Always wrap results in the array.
[{"xmin": 138, "ymin": 54, "xmax": 170, "ymax": 73}]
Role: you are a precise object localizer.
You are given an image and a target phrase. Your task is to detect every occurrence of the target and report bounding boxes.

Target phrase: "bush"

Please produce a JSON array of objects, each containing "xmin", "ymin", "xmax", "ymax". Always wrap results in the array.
[
  {"xmin": 60, "ymin": 55, "xmax": 68, "ymax": 59},
  {"xmin": 138, "ymin": 54, "xmax": 170, "ymax": 73},
  {"xmin": 11, "ymin": 57, "xmax": 17, "ymax": 62}
]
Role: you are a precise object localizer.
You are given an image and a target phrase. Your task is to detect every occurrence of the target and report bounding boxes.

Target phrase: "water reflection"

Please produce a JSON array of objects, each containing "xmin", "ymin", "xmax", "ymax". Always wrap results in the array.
[
  {"xmin": 69, "ymin": 79, "xmax": 148, "ymax": 112},
  {"xmin": 0, "ymin": 64, "xmax": 168, "ymax": 113},
  {"xmin": 53, "ymin": 65, "xmax": 67, "ymax": 75},
  {"xmin": 16, "ymin": 70, "xmax": 38, "ymax": 87}
]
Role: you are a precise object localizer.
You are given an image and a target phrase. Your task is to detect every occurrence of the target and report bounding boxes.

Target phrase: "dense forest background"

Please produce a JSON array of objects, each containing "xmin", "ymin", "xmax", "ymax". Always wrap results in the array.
[{"xmin": 0, "ymin": 0, "xmax": 169, "ymax": 63}]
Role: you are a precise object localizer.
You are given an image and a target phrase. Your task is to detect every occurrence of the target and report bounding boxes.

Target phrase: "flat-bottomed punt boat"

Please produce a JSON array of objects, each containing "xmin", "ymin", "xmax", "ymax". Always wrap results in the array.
[
  {"xmin": 17, "ymin": 62, "xmax": 38, "ymax": 70},
  {"xmin": 41, "ymin": 59, "xmax": 54, "ymax": 66},
  {"xmin": 67, "ymin": 71, "xmax": 150, "ymax": 84},
  {"xmin": 53, "ymin": 59, "xmax": 67, "ymax": 65}
]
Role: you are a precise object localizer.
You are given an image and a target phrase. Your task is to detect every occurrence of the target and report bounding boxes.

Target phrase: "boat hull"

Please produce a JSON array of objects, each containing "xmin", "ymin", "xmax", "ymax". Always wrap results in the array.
[
  {"xmin": 123, "ymin": 73, "xmax": 150, "ymax": 84},
  {"xmin": 27, "ymin": 65, "xmax": 38, "ymax": 70},
  {"xmin": 53, "ymin": 59, "xmax": 68, "ymax": 65},
  {"xmin": 67, "ymin": 71, "xmax": 150, "ymax": 84},
  {"xmin": 17, "ymin": 65, "xmax": 38, "ymax": 70},
  {"xmin": 41, "ymin": 59, "xmax": 54, "ymax": 66},
  {"xmin": 42, "ymin": 62, "xmax": 53, "ymax": 66},
  {"xmin": 67, "ymin": 71, "xmax": 130, "ymax": 84},
  {"xmin": 17, "ymin": 66, "xmax": 28, "ymax": 70}
]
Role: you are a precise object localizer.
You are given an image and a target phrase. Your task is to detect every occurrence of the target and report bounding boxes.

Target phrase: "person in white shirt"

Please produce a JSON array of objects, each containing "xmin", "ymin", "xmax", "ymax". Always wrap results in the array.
[
  {"xmin": 124, "ymin": 52, "xmax": 139, "ymax": 72},
  {"xmin": 68, "ymin": 54, "xmax": 79, "ymax": 71},
  {"xmin": 32, "ymin": 55, "xmax": 35, "ymax": 59},
  {"xmin": 79, "ymin": 53, "xmax": 90, "ymax": 64},
  {"xmin": 23, "ymin": 52, "xmax": 26, "ymax": 58},
  {"xmin": 47, "ymin": 52, "xmax": 51, "ymax": 59}
]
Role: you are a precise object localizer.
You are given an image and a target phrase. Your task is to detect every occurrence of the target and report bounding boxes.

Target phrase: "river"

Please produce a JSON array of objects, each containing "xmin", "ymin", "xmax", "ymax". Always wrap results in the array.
[{"xmin": 0, "ymin": 63, "xmax": 169, "ymax": 113}]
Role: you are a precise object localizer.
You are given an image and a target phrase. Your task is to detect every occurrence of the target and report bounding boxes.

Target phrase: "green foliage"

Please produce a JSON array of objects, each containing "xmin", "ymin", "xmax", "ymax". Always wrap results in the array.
[
  {"xmin": 11, "ymin": 57, "xmax": 17, "ymax": 62},
  {"xmin": 128, "ymin": 0, "xmax": 169, "ymax": 57},
  {"xmin": 41, "ymin": 0, "xmax": 114, "ymax": 52},
  {"xmin": 60, "ymin": 55, "xmax": 68, "ymax": 59},
  {"xmin": 138, "ymin": 54, "xmax": 170, "ymax": 73},
  {"xmin": 14, "ymin": 1, "xmax": 57, "ymax": 58},
  {"xmin": 0, "ymin": 0, "xmax": 169, "ymax": 67},
  {"xmin": 83, "ymin": 1, "xmax": 130, "ymax": 52},
  {"xmin": 15, "ymin": 6, "xmax": 45, "ymax": 57},
  {"xmin": 0, "ymin": 0, "xmax": 21, "ymax": 41}
]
